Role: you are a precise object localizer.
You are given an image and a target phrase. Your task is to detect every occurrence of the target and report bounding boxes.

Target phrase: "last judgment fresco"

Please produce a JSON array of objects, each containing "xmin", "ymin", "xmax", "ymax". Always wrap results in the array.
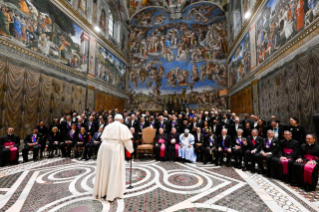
[{"xmin": 128, "ymin": 3, "xmax": 228, "ymax": 111}]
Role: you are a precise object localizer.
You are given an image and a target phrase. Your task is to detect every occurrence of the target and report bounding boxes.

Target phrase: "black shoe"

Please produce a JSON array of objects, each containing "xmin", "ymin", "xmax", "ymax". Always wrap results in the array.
[
  {"xmin": 226, "ymin": 163, "xmax": 230, "ymax": 167},
  {"xmin": 81, "ymin": 157, "xmax": 86, "ymax": 160},
  {"xmin": 305, "ymin": 186, "xmax": 310, "ymax": 192},
  {"xmin": 85, "ymin": 158, "xmax": 90, "ymax": 161},
  {"xmin": 242, "ymin": 167, "xmax": 247, "ymax": 171},
  {"xmin": 251, "ymin": 169, "xmax": 256, "ymax": 173},
  {"xmin": 257, "ymin": 170, "xmax": 264, "ymax": 175}
]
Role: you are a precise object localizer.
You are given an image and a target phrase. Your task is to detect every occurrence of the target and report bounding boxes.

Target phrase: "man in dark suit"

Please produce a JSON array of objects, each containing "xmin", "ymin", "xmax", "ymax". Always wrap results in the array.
[
  {"xmin": 167, "ymin": 127, "xmax": 180, "ymax": 161},
  {"xmin": 243, "ymin": 129, "xmax": 263, "ymax": 172},
  {"xmin": 268, "ymin": 120, "xmax": 286, "ymax": 141},
  {"xmin": 130, "ymin": 127, "xmax": 140, "ymax": 158},
  {"xmin": 136, "ymin": 117, "xmax": 149, "ymax": 139},
  {"xmin": 22, "ymin": 128, "xmax": 43, "ymax": 162},
  {"xmin": 156, "ymin": 115, "xmax": 167, "ymax": 134},
  {"xmin": 232, "ymin": 129, "xmax": 247, "ymax": 169},
  {"xmin": 194, "ymin": 127, "xmax": 205, "ymax": 162},
  {"xmin": 86, "ymin": 116, "xmax": 98, "ymax": 136},
  {"xmin": 254, "ymin": 130, "xmax": 279, "ymax": 176},
  {"xmin": 0, "ymin": 127, "xmax": 20, "ymax": 166},
  {"xmin": 230, "ymin": 117, "xmax": 243, "ymax": 139},
  {"xmin": 211, "ymin": 119, "xmax": 223, "ymax": 137},
  {"xmin": 204, "ymin": 130, "xmax": 219, "ymax": 165},
  {"xmin": 82, "ymin": 126, "xmax": 103, "ymax": 160},
  {"xmin": 217, "ymin": 129, "xmax": 232, "ymax": 166},
  {"xmin": 61, "ymin": 115, "xmax": 72, "ymax": 140},
  {"xmin": 128, "ymin": 114, "xmax": 139, "ymax": 133},
  {"xmin": 240, "ymin": 114, "xmax": 252, "ymax": 128},
  {"xmin": 71, "ymin": 112, "xmax": 78, "ymax": 124}
]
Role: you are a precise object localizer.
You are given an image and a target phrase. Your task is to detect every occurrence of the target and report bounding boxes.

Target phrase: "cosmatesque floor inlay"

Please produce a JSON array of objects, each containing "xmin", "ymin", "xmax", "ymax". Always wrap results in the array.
[{"xmin": 0, "ymin": 158, "xmax": 318, "ymax": 212}]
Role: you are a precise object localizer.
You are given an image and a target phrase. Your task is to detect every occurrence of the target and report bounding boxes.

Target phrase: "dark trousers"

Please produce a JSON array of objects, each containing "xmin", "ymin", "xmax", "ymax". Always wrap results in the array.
[
  {"xmin": 271, "ymin": 157, "xmax": 294, "ymax": 182},
  {"xmin": 233, "ymin": 148, "xmax": 245, "ymax": 167},
  {"xmin": 291, "ymin": 162, "xmax": 318, "ymax": 190},
  {"xmin": 59, "ymin": 142, "xmax": 74, "ymax": 157},
  {"xmin": 22, "ymin": 145, "xmax": 39, "ymax": 162},
  {"xmin": 39, "ymin": 141, "xmax": 46, "ymax": 157},
  {"xmin": 1, "ymin": 147, "xmax": 19, "ymax": 166},
  {"xmin": 83, "ymin": 142, "xmax": 100, "ymax": 158},
  {"xmin": 154, "ymin": 144, "xmax": 166, "ymax": 161},
  {"xmin": 217, "ymin": 149, "xmax": 231, "ymax": 164},
  {"xmin": 168, "ymin": 145, "xmax": 178, "ymax": 161},
  {"xmin": 195, "ymin": 145, "xmax": 204, "ymax": 162},
  {"xmin": 255, "ymin": 153, "xmax": 274, "ymax": 177},
  {"xmin": 203, "ymin": 147, "xmax": 214, "ymax": 164},
  {"xmin": 244, "ymin": 149, "xmax": 257, "ymax": 169}
]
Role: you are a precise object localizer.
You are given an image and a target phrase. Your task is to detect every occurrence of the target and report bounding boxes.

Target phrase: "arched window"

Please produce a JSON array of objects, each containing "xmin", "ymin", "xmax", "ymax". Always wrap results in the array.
[{"xmin": 108, "ymin": 10, "xmax": 114, "ymax": 37}]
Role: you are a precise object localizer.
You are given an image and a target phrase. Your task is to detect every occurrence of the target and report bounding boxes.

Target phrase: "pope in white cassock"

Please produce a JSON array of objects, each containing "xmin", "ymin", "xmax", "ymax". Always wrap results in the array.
[
  {"xmin": 178, "ymin": 129, "xmax": 196, "ymax": 162},
  {"xmin": 93, "ymin": 114, "xmax": 134, "ymax": 201}
]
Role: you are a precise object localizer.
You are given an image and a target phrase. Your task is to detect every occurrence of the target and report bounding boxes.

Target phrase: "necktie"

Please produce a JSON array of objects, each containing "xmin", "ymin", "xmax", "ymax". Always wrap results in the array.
[{"xmin": 252, "ymin": 138, "xmax": 256, "ymax": 145}]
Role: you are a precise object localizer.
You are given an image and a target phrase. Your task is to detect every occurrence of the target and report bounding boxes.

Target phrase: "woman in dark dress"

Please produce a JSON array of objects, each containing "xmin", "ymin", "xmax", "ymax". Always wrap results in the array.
[
  {"xmin": 289, "ymin": 117, "xmax": 307, "ymax": 146},
  {"xmin": 257, "ymin": 119, "xmax": 267, "ymax": 138},
  {"xmin": 48, "ymin": 127, "xmax": 60, "ymax": 158},
  {"xmin": 37, "ymin": 120, "xmax": 49, "ymax": 159}
]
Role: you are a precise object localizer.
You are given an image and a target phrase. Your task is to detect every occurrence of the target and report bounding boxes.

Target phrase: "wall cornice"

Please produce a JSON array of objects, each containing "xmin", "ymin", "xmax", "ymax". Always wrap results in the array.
[
  {"xmin": 53, "ymin": 0, "xmax": 129, "ymax": 66},
  {"xmin": 0, "ymin": 38, "xmax": 128, "ymax": 99}
]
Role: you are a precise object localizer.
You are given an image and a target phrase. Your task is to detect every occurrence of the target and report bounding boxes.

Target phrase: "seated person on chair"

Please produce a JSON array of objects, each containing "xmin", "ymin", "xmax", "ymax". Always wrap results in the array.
[
  {"xmin": 291, "ymin": 134, "xmax": 319, "ymax": 191},
  {"xmin": 74, "ymin": 127, "xmax": 88, "ymax": 158},
  {"xmin": 271, "ymin": 130, "xmax": 299, "ymax": 182},
  {"xmin": 154, "ymin": 128, "xmax": 168, "ymax": 161},
  {"xmin": 178, "ymin": 129, "xmax": 196, "ymax": 163},
  {"xmin": 168, "ymin": 127, "xmax": 180, "ymax": 162},
  {"xmin": 48, "ymin": 127, "xmax": 61, "ymax": 158},
  {"xmin": 203, "ymin": 130, "xmax": 218, "ymax": 165},
  {"xmin": 254, "ymin": 130, "xmax": 279, "ymax": 176},
  {"xmin": 22, "ymin": 128, "xmax": 43, "ymax": 162},
  {"xmin": 232, "ymin": 128, "xmax": 247, "ymax": 169},
  {"xmin": 243, "ymin": 129, "xmax": 262, "ymax": 172},
  {"xmin": 217, "ymin": 129, "xmax": 232, "ymax": 167},
  {"xmin": 0, "ymin": 127, "xmax": 20, "ymax": 166},
  {"xmin": 194, "ymin": 127, "xmax": 205, "ymax": 162},
  {"xmin": 83, "ymin": 126, "xmax": 103, "ymax": 160},
  {"xmin": 60, "ymin": 123, "xmax": 78, "ymax": 158}
]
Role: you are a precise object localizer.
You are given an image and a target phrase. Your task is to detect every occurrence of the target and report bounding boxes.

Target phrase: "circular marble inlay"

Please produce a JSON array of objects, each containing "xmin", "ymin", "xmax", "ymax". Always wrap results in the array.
[
  {"xmin": 56, "ymin": 169, "xmax": 85, "ymax": 178},
  {"xmin": 67, "ymin": 206, "xmax": 90, "ymax": 212},
  {"xmin": 56, "ymin": 200, "xmax": 103, "ymax": 212},
  {"xmin": 125, "ymin": 168, "xmax": 147, "ymax": 184},
  {"xmin": 169, "ymin": 174, "xmax": 199, "ymax": 186}
]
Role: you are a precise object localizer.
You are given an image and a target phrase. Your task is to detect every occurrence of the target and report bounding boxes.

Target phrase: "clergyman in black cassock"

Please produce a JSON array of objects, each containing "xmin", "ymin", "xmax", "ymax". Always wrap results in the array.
[
  {"xmin": 167, "ymin": 128, "xmax": 180, "ymax": 161},
  {"xmin": 154, "ymin": 128, "xmax": 168, "ymax": 161},
  {"xmin": 271, "ymin": 131, "xmax": 299, "ymax": 182},
  {"xmin": 291, "ymin": 134, "xmax": 319, "ymax": 191},
  {"xmin": 254, "ymin": 130, "xmax": 279, "ymax": 177},
  {"xmin": 0, "ymin": 128, "xmax": 20, "ymax": 166}
]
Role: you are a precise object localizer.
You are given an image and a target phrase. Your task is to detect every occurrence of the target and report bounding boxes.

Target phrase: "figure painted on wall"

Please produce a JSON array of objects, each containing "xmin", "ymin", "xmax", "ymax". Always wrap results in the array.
[
  {"xmin": 128, "ymin": 4, "xmax": 228, "ymax": 110},
  {"xmin": 295, "ymin": 0, "xmax": 305, "ymax": 31},
  {"xmin": 0, "ymin": 0, "xmax": 89, "ymax": 73},
  {"xmin": 78, "ymin": 0, "xmax": 86, "ymax": 13},
  {"xmin": 99, "ymin": 9, "xmax": 106, "ymax": 33}
]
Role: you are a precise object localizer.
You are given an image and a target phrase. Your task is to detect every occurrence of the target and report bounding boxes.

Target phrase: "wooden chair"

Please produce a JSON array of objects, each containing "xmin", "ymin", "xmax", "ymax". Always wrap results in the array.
[{"xmin": 136, "ymin": 127, "xmax": 156, "ymax": 159}]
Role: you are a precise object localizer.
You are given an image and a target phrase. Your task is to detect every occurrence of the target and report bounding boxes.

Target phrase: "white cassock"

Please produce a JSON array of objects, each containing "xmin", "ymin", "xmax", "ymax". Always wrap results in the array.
[
  {"xmin": 178, "ymin": 133, "xmax": 196, "ymax": 162},
  {"xmin": 93, "ymin": 121, "xmax": 134, "ymax": 201}
]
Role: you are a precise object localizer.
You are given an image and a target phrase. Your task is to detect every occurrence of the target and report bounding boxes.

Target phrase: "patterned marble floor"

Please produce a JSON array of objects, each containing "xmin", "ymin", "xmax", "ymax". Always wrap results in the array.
[{"xmin": 0, "ymin": 158, "xmax": 318, "ymax": 212}]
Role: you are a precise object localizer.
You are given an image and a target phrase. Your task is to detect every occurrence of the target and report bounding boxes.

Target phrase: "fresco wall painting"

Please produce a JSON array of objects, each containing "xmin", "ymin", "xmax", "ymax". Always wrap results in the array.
[
  {"xmin": 229, "ymin": 0, "xmax": 319, "ymax": 88},
  {"xmin": 0, "ymin": 0, "xmax": 90, "ymax": 73},
  {"xmin": 129, "ymin": 4, "xmax": 228, "ymax": 111}
]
